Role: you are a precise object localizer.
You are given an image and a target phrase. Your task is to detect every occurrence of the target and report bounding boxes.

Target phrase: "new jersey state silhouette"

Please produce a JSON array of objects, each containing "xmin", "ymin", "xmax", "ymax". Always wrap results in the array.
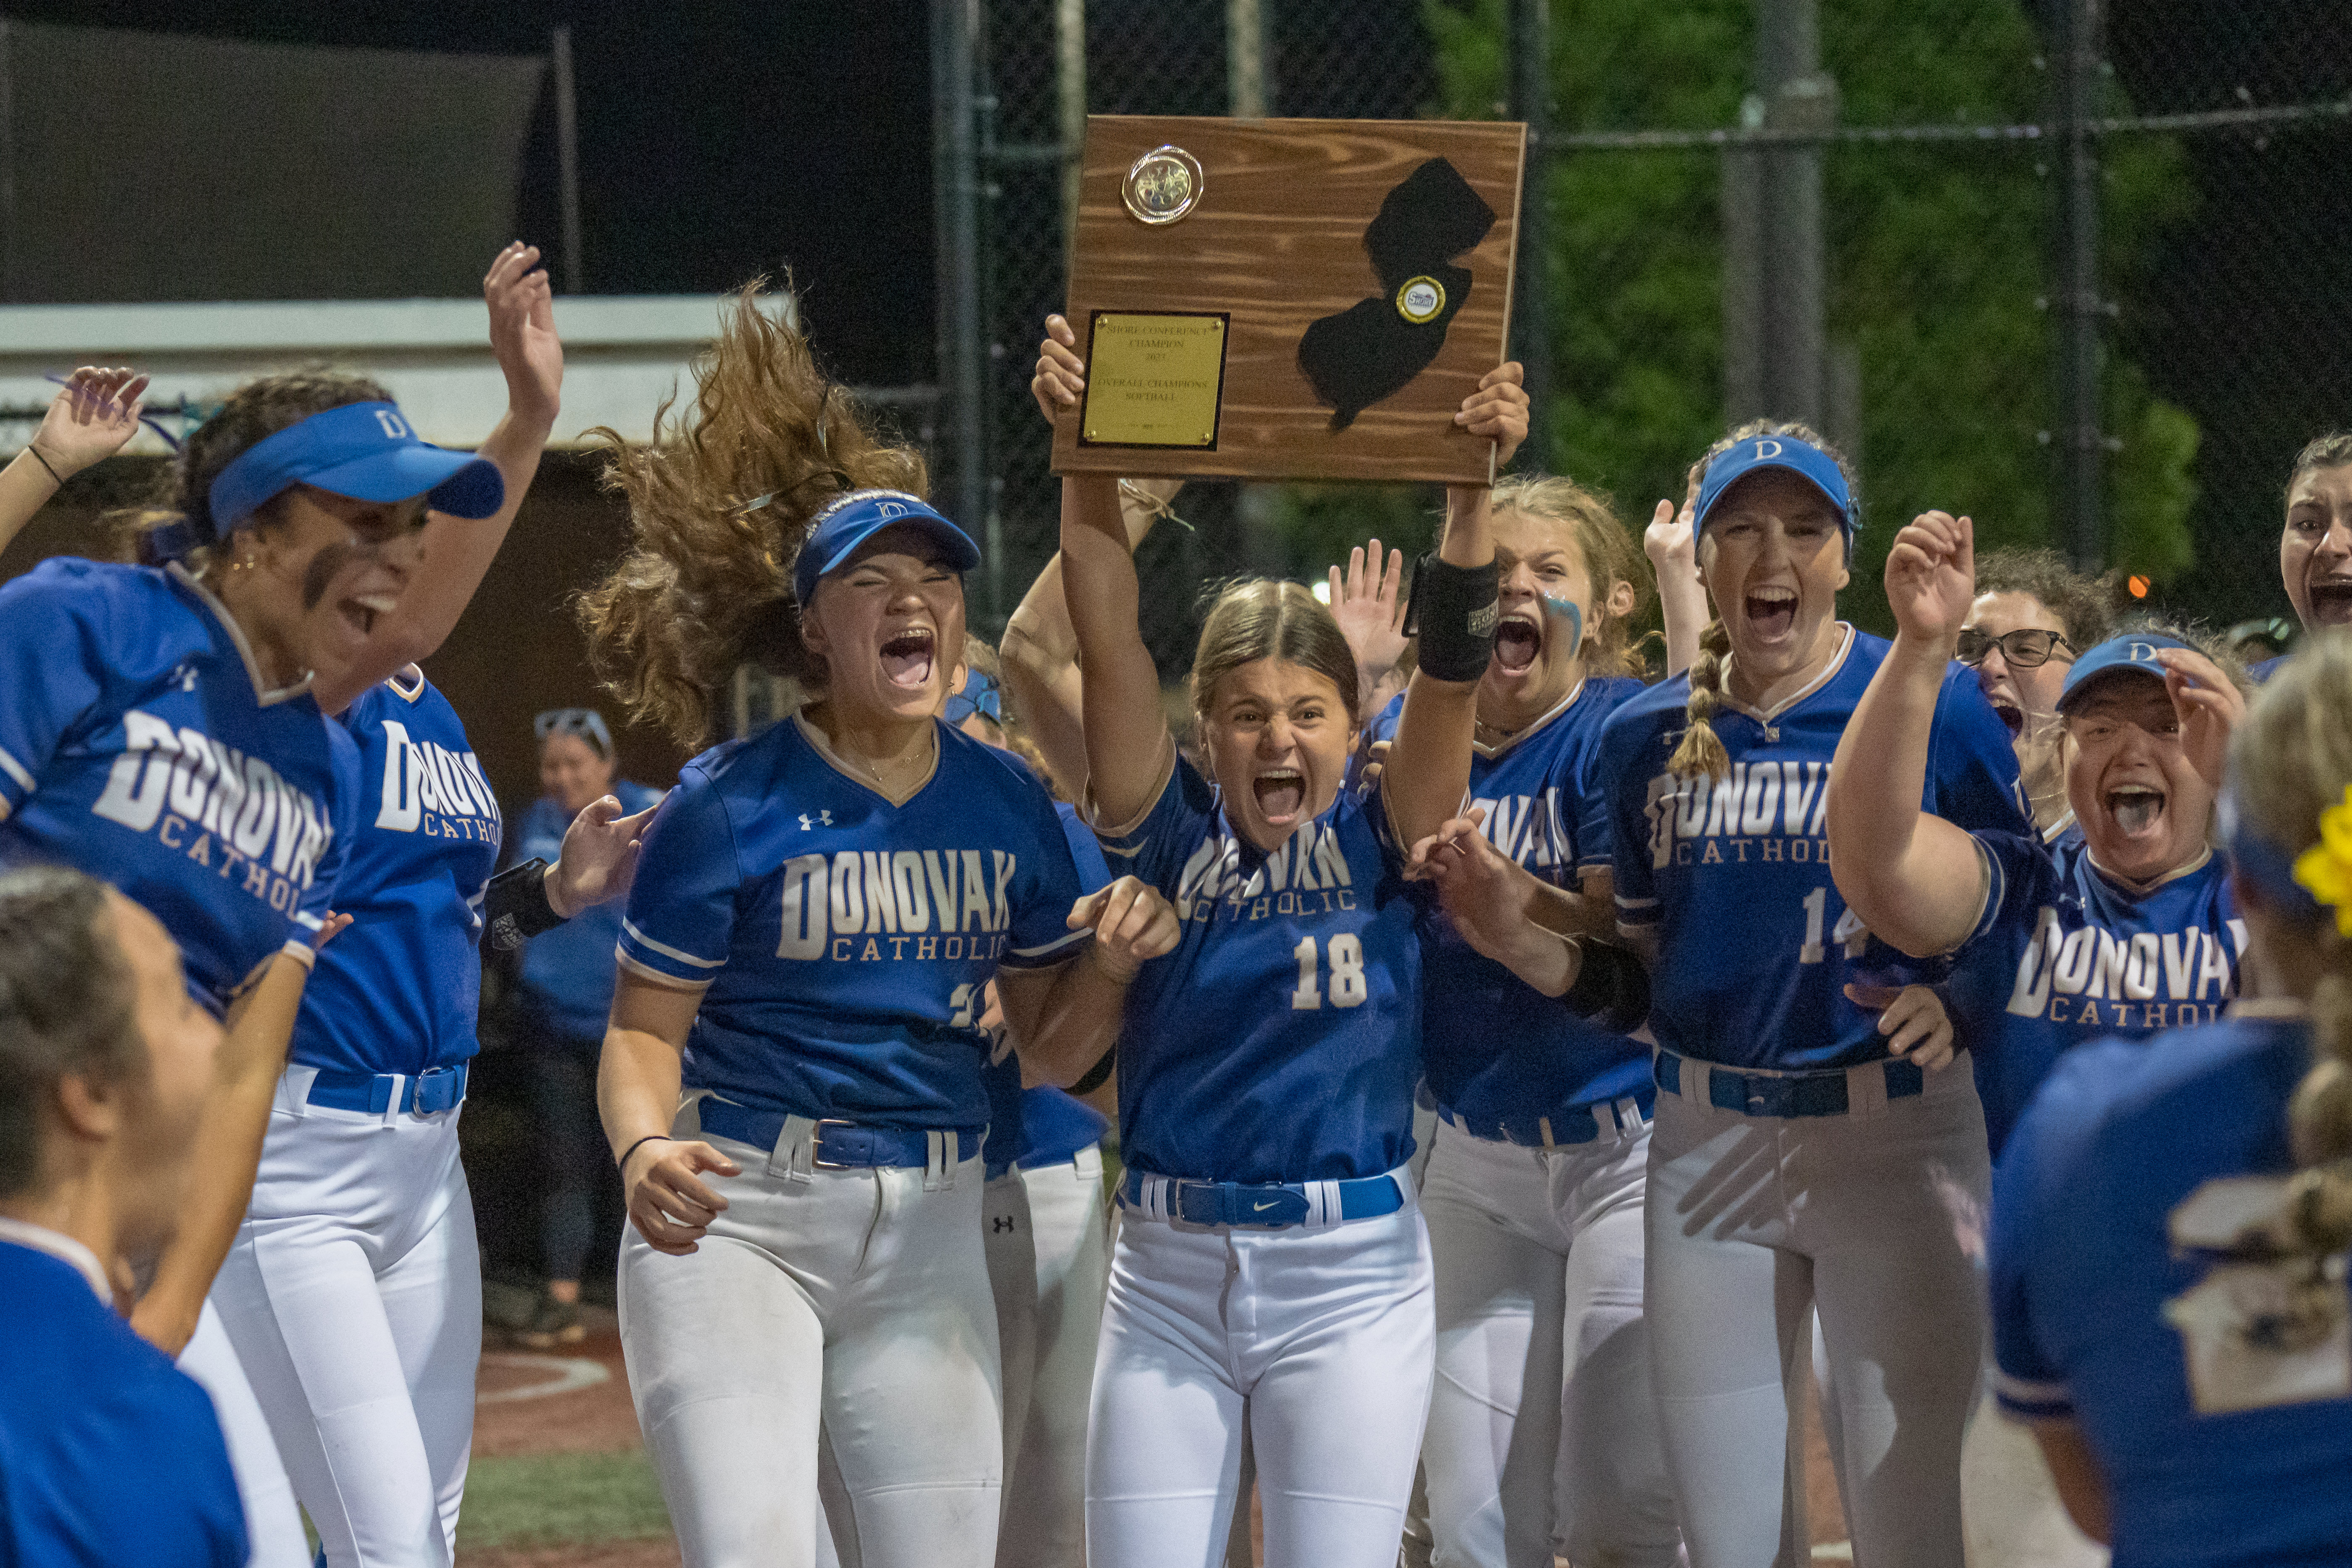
[{"xmin": 1297, "ymin": 157, "xmax": 1497, "ymax": 430}]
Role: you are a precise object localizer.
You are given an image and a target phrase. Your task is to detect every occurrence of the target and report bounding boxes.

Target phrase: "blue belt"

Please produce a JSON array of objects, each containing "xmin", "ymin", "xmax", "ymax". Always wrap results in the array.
[
  {"xmin": 697, "ymin": 1098, "xmax": 982, "ymax": 1168},
  {"xmin": 1437, "ymin": 1096, "xmax": 1651, "ymax": 1149},
  {"xmin": 1118, "ymin": 1168, "xmax": 1406, "ymax": 1229},
  {"xmin": 305, "ymin": 1062, "xmax": 468, "ymax": 1116},
  {"xmin": 1653, "ymin": 1048, "xmax": 1922, "ymax": 1120}
]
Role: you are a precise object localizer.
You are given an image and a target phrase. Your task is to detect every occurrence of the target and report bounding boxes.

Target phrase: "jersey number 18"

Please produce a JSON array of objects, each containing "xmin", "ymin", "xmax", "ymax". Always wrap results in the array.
[{"xmin": 1291, "ymin": 934, "xmax": 1367, "ymax": 1010}]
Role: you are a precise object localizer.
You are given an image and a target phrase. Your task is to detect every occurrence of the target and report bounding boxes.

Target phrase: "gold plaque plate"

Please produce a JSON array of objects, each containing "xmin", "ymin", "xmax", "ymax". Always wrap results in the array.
[
  {"xmin": 1078, "ymin": 311, "xmax": 1229, "ymax": 449},
  {"xmin": 1122, "ymin": 145, "xmax": 1204, "ymax": 224}
]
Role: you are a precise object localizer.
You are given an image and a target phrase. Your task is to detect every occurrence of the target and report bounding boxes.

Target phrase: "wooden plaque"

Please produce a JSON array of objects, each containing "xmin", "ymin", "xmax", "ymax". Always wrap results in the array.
[{"xmin": 1051, "ymin": 115, "xmax": 1527, "ymax": 486}]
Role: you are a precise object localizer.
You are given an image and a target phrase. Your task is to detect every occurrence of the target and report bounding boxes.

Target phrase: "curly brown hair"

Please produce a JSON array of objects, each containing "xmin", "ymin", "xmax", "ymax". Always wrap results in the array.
[
  {"xmin": 1972, "ymin": 547, "xmax": 2118, "ymax": 651},
  {"xmin": 577, "ymin": 282, "xmax": 929, "ymax": 748},
  {"xmin": 119, "ymin": 369, "xmax": 393, "ymax": 569}
]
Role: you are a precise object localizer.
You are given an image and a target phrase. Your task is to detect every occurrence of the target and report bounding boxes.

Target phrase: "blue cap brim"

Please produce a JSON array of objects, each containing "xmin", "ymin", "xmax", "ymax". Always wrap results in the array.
[
  {"xmin": 2056, "ymin": 633, "xmax": 2196, "ymax": 713},
  {"xmin": 1694, "ymin": 436, "xmax": 1856, "ymax": 537},
  {"xmin": 804, "ymin": 515, "xmax": 982, "ymax": 590},
  {"xmin": 303, "ymin": 446, "xmax": 505, "ymax": 520}
]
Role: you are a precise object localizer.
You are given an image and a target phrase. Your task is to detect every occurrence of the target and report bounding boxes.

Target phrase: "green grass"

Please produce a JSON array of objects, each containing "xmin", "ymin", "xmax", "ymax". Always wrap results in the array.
[{"xmin": 457, "ymin": 1450, "xmax": 674, "ymax": 1548}]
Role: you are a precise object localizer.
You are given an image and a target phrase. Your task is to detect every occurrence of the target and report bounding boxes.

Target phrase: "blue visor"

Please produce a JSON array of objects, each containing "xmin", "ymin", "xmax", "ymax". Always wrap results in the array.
[
  {"xmin": 793, "ymin": 490, "xmax": 982, "ymax": 609},
  {"xmin": 2056, "ymin": 632, "xmax": 2196, "ymax": 713},
  {"xmin": 208, "ymin": 401, "xmax": 504, "ymax": 534},
  {"xmin": 1694, "ymin": 434, "xmax": 1856, "ymax": 538}
]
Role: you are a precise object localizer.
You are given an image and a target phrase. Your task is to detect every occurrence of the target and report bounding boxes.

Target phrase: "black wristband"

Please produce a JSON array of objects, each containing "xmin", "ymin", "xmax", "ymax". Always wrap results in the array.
[
  {"xmin": 1558, "ymin": 938, "xmax": 1651, "ymax": 1033},
  {"xmin": 25, "ymin": 444, "xmax": 64, "ymax": 485},
  {"xmin": 616, "ymin": 1133, "xmax": 672, "ymax": 1172},
  {"xmin": 485, "ymin": 857, "xmax": 566, "ymax": 951},
  {"xmin": 1069, "ymin": 1044, "xmax": 1118, "ymax": 1097},
  {"xmin": 1404, "ymin": 553, "xmax": 1501, "ymax": 682}
]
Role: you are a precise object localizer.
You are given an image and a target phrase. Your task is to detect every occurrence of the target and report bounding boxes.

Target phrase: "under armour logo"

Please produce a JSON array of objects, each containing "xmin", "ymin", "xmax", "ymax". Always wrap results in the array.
[
  {"xmin": 798, "ymin": 811, "xmax": 834, "ymax": 831},
  {"xmin": 171, "ymin": 662, "xmax": 198, "ymax": 693},
  {"xmin": 992, "ymin": 1216, "xmax": 1015, "ymax": 1233}
]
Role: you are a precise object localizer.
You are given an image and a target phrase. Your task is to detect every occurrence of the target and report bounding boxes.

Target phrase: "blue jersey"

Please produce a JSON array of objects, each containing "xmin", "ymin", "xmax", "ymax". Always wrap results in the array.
[
  {"xmin": 1951, "ymin": 833, "xmax": 2241, "ymax": 1158},
  {"xmin": 1372, "ymin": 677, "xmax": 1651, "ymax": 1126},
  {"xmin": 1990, "ymin": 1014, "xmax": 2352, "ymax": 1565},
  {"xmin": 1595, "ymin": 627, "xmax": 2026, "ymax": 1070},
  {"xmin": 618, "ymin": 715, "xmax": 1091, "ymax": 1128},
  {"xmin": 0, "ymin": 558, "xmax": 356, "ymax": 1013},
  {"xmin": 982, "ymin": 800, "xmax": 1117, "ymax": 1171},
  {"xmin": 0, "ymin": 1231, "xmax": 247, "ymax": 1567},
  {"xmin": 515, "ymin": 780, "xmax": 667, "ymax": 1042},
  {"xmin": 291, "ymin": 668, "xmax": 503, "ymax": 1076},
  {"xmin": 1100, "ymin": 751, "xmax": 1418, "ymax": 1183}
]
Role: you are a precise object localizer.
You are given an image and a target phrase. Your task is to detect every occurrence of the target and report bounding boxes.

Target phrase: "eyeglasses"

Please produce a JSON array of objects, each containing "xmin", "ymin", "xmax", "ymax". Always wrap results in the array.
[
  {"xmin": 943, "ymin": 669, "xmax": 1003, "ymax": 727},
  {"xmin": 1955, "ymin": 627, "xmax": 2076, "ymax": 669},
  {"xmin": 535, "ymin": 708, "xmax": 614, "ymax": 758}
]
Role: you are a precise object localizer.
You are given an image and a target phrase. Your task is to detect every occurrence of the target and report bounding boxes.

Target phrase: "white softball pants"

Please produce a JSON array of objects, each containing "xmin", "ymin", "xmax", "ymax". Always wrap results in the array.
[
  {"xmin": 1085, "ymin": 1172, "xmax": 1434, "ymax": 1568},
  {"xmin": 178, "ymin": 1300, "xmax": 313, "ymax": 1568},
  {"xmin": 621, "ymin": 1109, "xmax": 1002, "ymax": 1568},
  {"xmin": 1644, "ymin": 1053, "xmax": 1991, "ymax": 1568},
  {"xmin": 1001, "ymin": 1146, "xmax": 1111, "ymax": 1568},
  {"xmin": 985, "ymin": 1169, "xmax": 1042, "ymax": 1529},
  {"xmin": 1419, "ymin": 1111, "xmax": 1681, "ymax": 1568},
  {"xmin": 210, "ymin": 1072, "xmax": 482, "ymax": 1568}
]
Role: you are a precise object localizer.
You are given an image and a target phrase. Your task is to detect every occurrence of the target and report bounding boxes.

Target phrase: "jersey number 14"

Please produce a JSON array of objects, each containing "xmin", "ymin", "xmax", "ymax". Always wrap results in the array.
[
  {"xmin": 1799, "ymin": 886, "xmax": 1869, "ymax": 965},
  {"xmin": 1291, "ymin": 934, "xmax": 1367, "ymax": 1010}
]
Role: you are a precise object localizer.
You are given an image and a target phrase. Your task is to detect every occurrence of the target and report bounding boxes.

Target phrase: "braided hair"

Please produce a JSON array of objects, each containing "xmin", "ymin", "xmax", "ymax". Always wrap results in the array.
[{"xmin": 2226, "ymin": 631, "xmax": 2352, "ymax": 1263}]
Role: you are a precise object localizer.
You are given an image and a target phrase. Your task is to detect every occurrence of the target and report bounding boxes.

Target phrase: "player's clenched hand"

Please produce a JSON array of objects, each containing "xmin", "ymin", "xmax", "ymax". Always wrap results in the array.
[
  {"xmin": 1454, "ymin": 361, "xmax": 1529, "ymax": 468},
  {"xmin": 622, "ymin": 1138, "xmax": 741, "ymax": 1256},
  {"xmin": 1883, "ymin": 511, "xmax": 1975, "ymax": 649},
  {"xmin": 1412, "ymin": 814, "xmax": 1531, "ymax": 961},
  {"xmin": 547, "ymin": 796, "xmax": 658, "ymax": 918},
  {"xmin": 1846, "ymin": 982, "xmax": 1956, "ymax": 1072},
  {"xmin": 1032, "ymin": 314, "xmax": 1087, "ymax": 422},
  {"xmin": 1069, "ymin": 875, "xmax": 1180, "ymax": 983}
]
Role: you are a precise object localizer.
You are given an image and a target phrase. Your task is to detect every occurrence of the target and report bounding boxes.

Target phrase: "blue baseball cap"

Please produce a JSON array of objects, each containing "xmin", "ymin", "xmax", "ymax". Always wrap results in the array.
[
  {"xmin": 1693, "ymin": 433, "xmax": 1857, "ymax": 539},
  {"xmin": 208, "ymin": 401, "xmax": 503, "ymax": 533},
  {"xmin": 793, "ymin": 489, "xmax": 982, "ymax": 609},
  {"xmin": 2055, "ymin": 632, "xmax": 2195, "ymax": 714}
]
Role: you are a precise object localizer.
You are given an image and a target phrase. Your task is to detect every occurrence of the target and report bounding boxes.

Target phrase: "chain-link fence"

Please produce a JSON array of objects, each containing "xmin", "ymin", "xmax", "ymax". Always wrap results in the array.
[{"xmin": 947, "ymin": 0, "xmax": 2352, "ymax": 667}]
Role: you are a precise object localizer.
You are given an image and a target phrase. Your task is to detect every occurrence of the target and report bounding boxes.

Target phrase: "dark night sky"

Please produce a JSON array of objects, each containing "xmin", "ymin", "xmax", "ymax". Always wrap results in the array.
[{"xmin": 1, "ymin": 0, "xmax": 938, "ymax": 386}]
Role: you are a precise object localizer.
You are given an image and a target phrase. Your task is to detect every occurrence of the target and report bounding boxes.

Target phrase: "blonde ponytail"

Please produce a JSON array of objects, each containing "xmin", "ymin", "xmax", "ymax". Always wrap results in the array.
[{"xmin": 1667, "ymin": 619, "xmax": 1733, "ymax": 780}]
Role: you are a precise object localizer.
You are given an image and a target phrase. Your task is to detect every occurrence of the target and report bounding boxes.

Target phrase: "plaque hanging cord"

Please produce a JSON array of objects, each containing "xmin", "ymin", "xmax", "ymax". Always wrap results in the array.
[{"xmin": 1118, "ymin": 479, "xmax": 1194, "ymax": 534}]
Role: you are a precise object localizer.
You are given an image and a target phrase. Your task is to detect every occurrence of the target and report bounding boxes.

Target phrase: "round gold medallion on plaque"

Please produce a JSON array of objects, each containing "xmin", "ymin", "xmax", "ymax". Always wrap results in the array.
[
  {"xmin": 1395, "ymin": 275, "xmax": 1447, "ymax": 324},
  {"xmin": 1122, "ymin": 145, "xmax": 1204, "ymax": 226}
]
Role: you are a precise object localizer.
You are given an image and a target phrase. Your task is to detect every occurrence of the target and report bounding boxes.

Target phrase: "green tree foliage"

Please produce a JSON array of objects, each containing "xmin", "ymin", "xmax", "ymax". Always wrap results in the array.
[{"xmin": 1415, "ymin": 0, "xmax": 2198, "ymax": 628}]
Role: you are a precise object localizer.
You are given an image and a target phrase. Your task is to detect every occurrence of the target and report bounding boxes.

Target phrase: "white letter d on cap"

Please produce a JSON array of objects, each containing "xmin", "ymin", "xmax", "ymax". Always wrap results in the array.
[
  {"xmin": 2128, "ymin": 641, "xmax": 2159, "ymax": 662},
  {"xmin": 1753, "ymin": 438, "xmax": 1783, "ymax": 459},
  {"xmin": 374, "ymin": 409, "xmax": 411, "ymax": 440}
]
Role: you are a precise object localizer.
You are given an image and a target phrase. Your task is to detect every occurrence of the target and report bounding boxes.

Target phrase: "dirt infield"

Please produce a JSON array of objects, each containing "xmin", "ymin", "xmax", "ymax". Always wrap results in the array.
[{"xmin": 459, "ymin": 1308, "xmax": 679, "ymax": 1566}]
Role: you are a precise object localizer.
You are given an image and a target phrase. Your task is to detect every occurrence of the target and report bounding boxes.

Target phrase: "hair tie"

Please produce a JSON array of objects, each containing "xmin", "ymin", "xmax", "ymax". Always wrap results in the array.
[{"xmin": 2291, "ymin": 784, "xmax": 2352, "ymax": 938}]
